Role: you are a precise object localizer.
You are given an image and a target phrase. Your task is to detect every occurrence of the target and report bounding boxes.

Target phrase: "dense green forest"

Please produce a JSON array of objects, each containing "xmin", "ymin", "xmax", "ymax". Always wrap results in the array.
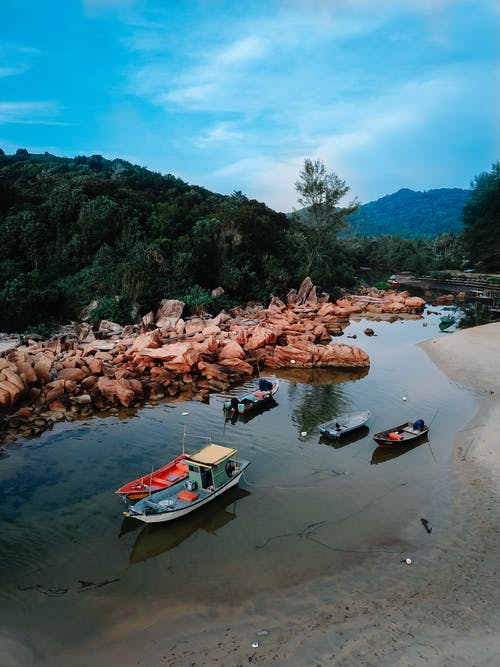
[
  {"xmin": 0, "ymin": 151, "xmax": 497, "ymax": 334},
  {"xmin": 345, "ymin": 187, "xmax": 470, "ymax": 238}
]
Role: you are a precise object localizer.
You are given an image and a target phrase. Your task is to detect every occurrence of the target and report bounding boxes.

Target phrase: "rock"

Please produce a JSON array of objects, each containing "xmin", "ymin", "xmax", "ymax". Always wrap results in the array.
[
  {"xmin": 141, "ymin": 311, "xmax": 155, "ymax": 327},
  {"xmin": 244, "ymin": 325, "xmax": 278, "ymax": 351},
  {"xmin": 155, "ymin": 299, "xmax": 185, "ymax": 329},
  {"xmin": 297, "ymin": 277, "xmax": 315, "ymax": 304},
  {"xmin": 98, "ymin": 320, "xmax": 123, "ymax": 336},
  {"xmin": 57, "ymin": 367, "xmax": 87, "ymax": 382},
  {"xmin": 218, "ymin": 340, "xmax": 246, "ymax": 361}
]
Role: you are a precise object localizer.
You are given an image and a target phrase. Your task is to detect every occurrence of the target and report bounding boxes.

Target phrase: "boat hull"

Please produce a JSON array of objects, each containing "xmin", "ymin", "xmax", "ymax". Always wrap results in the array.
[
  {"xmin": 224, "ymin": 377, "xmax": 279, "ymax": 415},
  {"xmin": 373, "ymin": 421, "xmax": 429, "ymax": 448},
  {"xmin": 125, "ymin": 461, "xmax": 250, "ymax": 524}
]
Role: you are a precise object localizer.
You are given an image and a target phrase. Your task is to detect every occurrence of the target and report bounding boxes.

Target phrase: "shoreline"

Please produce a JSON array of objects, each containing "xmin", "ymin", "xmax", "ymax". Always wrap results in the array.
[{"xmin": 4, "ymin": 322, "xmax": 500, "ymax": 666}]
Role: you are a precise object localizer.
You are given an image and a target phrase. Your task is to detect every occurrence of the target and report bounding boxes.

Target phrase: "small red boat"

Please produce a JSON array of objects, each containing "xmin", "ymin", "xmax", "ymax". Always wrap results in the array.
[
  {"xmin": 116, "ymin": 454, "xmax": 189, "ymax": 501},
  {"xmin": 387, "ymin": 275, "xmax": 400, "ymax": 287}
]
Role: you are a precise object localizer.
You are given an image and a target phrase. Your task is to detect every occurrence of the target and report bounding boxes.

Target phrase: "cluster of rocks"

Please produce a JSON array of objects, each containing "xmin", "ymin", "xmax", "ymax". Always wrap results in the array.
[{"xmin": 0, "ymin": 280, "xmax": 425, "ymax": 445}]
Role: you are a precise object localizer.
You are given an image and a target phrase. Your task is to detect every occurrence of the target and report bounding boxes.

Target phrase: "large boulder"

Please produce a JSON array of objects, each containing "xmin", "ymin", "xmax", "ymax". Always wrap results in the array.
[{"xmin": 155, "ymin": 299, "xmax": 185, "ymax": 329}]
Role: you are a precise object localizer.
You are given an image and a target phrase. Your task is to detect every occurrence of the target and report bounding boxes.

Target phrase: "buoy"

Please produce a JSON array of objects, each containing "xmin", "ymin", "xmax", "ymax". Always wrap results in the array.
[
  {"xmin": 301, "ymin": 431, "xmax": 307, "ymax": 437},
  {"xmin": 402, "ymin": 396, "xmax": 407, "ymax": 401}
]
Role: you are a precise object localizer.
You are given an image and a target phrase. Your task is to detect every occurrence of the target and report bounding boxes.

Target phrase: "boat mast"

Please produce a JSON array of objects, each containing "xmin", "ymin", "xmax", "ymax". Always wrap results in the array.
[{"xmin": 181, "ymin": 411, "xmax": 189, "ymax": 455}]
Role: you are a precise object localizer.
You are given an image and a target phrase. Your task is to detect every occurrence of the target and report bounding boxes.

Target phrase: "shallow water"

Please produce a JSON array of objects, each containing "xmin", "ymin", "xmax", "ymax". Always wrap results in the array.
[{"xmin": 0, "ymin": 309, "xmax": 479, "ymax": 655}]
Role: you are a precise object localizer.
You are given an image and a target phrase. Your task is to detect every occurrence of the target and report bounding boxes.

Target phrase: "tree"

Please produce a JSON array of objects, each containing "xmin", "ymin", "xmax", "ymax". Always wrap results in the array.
[
  {"xmin": 293, "ymin": 158, "xmax": 359, "ymax": 277},
  {"xmin": 461, "ymin": 162, "xmax": 500, "ymax": 271}
]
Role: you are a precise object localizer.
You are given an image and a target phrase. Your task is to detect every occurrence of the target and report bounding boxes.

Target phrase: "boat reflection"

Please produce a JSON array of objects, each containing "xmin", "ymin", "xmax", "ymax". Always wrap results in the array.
[
  {"xmin": 319, "ymin": 425, "xmax": 370, "ymax": 449},
  {"xmin": 225, "ymin": 398, "xmax": 278, "ymax": 425},
  {"xmin": 371, "ymin": 436, "xmax": 429, "ymax": 465},
  {"xmin": 123, "ymin": 486, "xmax": 251, "ymax": 565}
]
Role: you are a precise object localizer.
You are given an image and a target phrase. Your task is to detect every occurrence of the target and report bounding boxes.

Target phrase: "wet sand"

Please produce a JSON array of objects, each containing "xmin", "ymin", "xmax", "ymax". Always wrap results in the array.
[{"xmin": 4, "ymin": 322, "xmax": 500, "ymax": 666}]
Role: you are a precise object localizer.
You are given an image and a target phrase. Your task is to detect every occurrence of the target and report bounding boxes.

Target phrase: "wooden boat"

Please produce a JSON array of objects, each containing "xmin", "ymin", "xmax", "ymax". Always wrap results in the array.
[
  {"xmin": 373, "ymin": 419, "xmax": 429, "ymax": 448},
  {"xmin": 123, "ymin": 443, "xmax": 250, "ymax": 524},
  {"xmin": 318, "ymin": 410, "xmax": 370, "ymax": 440},
  {"xmin": 223, "ymin": 376, "xmax": 279, "ymax": 415},
  {"xmin": 115, "ymin": 454, "xmax": 189, "ymax": 501}
]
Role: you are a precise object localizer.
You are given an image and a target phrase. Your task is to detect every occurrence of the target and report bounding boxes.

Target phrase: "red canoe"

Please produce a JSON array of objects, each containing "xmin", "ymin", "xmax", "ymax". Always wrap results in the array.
[{"xmin": 116, "ymin": 454, "xmax": 189, "ymax": 501}]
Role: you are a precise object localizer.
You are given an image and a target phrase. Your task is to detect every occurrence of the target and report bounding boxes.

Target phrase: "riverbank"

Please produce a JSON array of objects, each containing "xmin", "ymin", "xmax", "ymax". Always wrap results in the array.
[{"xmin": 11, "ymin": 322, "xmax": 493, "ymax": 667}]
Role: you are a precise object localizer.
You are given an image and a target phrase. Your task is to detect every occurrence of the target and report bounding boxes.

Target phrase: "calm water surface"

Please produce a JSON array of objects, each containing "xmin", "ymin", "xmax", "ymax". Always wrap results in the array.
[{"xmin": 0, "ymin": 310, "xmax": 480, "ymax": 652}]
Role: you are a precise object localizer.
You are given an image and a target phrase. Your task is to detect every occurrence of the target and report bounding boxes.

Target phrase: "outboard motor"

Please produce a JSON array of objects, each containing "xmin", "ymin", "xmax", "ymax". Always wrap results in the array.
[
  {"xmin": 258, "ymin": 378, "xmax": 273, "ymax": 392},
  {"xmin": 413, "ymin": 419, "xmax": 425, "ymax": 431}
]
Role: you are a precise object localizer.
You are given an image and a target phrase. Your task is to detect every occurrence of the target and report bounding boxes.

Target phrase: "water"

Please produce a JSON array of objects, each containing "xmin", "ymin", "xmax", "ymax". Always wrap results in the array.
[{"xmin": 0, "ymin": 310, "xmax": 480, "ymax": 655}]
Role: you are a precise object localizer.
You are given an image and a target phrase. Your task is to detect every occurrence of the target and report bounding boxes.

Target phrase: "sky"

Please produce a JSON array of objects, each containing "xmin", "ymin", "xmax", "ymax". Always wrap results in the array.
[{"xmin": 1, "ymin": 1, "xmax": 499, "ymax": 212}]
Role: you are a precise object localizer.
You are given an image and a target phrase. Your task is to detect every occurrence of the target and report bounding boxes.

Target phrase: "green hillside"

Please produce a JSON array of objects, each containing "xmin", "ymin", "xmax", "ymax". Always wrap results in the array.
[
  {"xmin": 0, "ymin": 151, "xmax": 292, "ymax": 332},
  {"xmin": 346, "ymin": 187, "xmax": 470, "ymax": 238}
]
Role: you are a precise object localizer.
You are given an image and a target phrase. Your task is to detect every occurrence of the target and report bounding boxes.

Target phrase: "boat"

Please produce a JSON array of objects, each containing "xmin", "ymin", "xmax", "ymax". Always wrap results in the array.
[
  {"xmin": 439, "ymin": 317, "xmax": 455, "ymax": 331},
  {"xmin": 469, "ymin": 289, "xmax": 493, "ymax": 305},
  {"xmin": 223, "ymin": 376, "xmax": 279, "ymax": 415},
  {"xmin": 387, "ymin": 275, "xmax": 400, "ymax": 287},
  {"xmin": 115, "ymin": 454, "xmax": 189, "ymax": 501},
  {"xmin": 123, "ymin": 443, "xmax": 250, "ymax": 524},
  {"xmin": 318, "ymin": 410, "xmax": 370, "ymax": 440},
  {"xmin": 373, "ymin": 419, "xmax": 429, "ymax": 447}
]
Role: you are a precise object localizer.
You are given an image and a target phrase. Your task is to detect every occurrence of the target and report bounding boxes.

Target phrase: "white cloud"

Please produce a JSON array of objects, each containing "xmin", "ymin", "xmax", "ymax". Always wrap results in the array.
[
  {"xmin": 0, "ymin": 65, "xmax": 29, "ymax": 78},
  {"xmin": 196, "ymin": 122, "xmax": 243, "ymax": 147},
  {"xmin": 138, "ymin": 34, "xmax": 269, "ymax": 111},
  {"xmin": 0, "ymin": 101, "xmax": 65, "ymax": 125}
]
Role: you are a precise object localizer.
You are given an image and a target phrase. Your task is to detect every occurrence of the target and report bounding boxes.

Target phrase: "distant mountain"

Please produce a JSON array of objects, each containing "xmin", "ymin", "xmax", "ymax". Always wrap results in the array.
[{"xmin": 345, "ymin": 187, "xmax": 470, "ymax": 238}]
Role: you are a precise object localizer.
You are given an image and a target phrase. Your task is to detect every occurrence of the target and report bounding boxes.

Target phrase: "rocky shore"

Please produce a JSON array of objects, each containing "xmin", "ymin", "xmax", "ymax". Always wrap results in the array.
[{"xmin": 0, "ymin": 280, "xmax": 424, "ymax": 446}]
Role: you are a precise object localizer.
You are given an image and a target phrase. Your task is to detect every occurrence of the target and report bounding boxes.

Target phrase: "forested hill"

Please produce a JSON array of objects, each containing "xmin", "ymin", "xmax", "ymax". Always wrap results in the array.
[
  {"xmin": 0, "ymin": 151, "xmax": 292, "ymax": 332},
  {"xmin": 346, "ymin": 187, "xmax": 470, "ymax": 238}
]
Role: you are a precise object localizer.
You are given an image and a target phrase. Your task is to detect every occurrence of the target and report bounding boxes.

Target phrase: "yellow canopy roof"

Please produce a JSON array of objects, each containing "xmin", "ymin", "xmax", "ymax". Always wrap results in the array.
[{"xmin": 187, "ymin": 443, "xmax": 236, "ymax": 466}]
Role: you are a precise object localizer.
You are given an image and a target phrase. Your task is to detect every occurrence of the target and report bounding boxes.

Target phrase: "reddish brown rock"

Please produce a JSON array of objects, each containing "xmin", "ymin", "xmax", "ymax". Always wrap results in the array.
[
  {"xmin": 33, "ymin": 354, "xmax": 53, "ymax": 383},
  {"xmin": 57, "ymin": 367, "xmax": 87, "ymax": 382},
  {"xmin": 244, "ymin": 325, "xmax": 278, "ymax": 351},
  {"xmin": 218, "ymin": 358, "xmax": 254, "ymax": 375},
  {"xmin": 218, "ymin": 340, "xmax": 245, "ymax": 361},
  {"xmin": 155, "ymin": 299, "xmax": 185, "ymax": 329}
]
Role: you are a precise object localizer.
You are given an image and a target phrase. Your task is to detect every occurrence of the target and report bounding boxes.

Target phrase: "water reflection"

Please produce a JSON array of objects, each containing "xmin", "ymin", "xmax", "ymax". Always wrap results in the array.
[
  {"xmin": 319, "ymin": 425, "xmax": 370, "ymax": 449},
  {"xmin": 276, "ymin": 366, "xmax": 369, "ymax": 385},
  {"xmin": 224, "ymin": 398, "xmax": 279, "ymax": 425},
  {"xmin": 370, "ymin": 435, "xmax": 430, "ymax": 465},
  {"xmin": 123, "ymin": 487, "xmax": 251, "ymax": 565}
]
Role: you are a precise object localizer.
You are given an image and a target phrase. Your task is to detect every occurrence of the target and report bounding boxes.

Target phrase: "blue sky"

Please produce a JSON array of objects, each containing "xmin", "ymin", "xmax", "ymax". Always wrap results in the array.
[{"xmin": 1, "ymin": 1, "xmax": 498, "ymax": 212}]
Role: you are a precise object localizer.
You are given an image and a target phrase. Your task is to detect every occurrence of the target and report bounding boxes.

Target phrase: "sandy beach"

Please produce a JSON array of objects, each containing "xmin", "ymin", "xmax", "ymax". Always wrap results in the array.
[{"xmin": 3, "ymin": 322, "xmax": 500, "ymax": 667}]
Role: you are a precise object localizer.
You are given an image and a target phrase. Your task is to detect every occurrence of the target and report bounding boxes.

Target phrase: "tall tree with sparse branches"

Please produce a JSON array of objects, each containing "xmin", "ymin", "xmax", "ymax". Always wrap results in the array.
[{"xmin": 293, "ymin": 158, "xmax": 359, "ymax": 277}]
